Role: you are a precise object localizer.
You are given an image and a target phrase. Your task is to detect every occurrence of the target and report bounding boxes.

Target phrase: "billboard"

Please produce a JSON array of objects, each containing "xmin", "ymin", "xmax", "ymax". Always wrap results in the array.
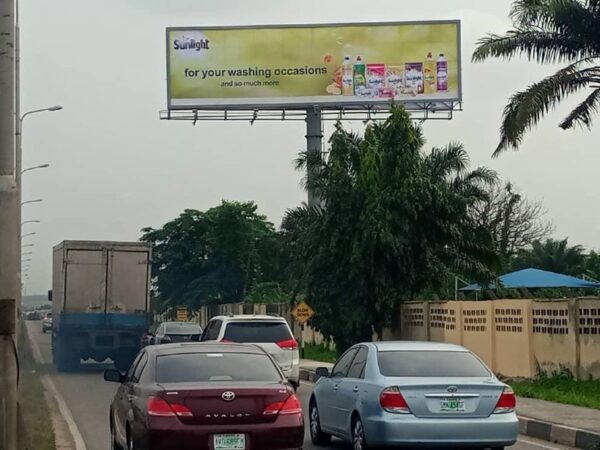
[{"xmin": 166, "ymin": 21, "xmax": 461, "ymax": 110}]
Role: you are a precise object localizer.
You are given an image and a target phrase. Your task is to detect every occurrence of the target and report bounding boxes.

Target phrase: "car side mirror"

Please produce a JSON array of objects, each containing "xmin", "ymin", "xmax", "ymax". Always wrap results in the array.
[
  {"xmin": 47, "ymin": 290, "xmax": 53, "ymax": 302},
  {"xmin": 104, "ymin": 369, "xmax": 124, "ymax": 383},
  {"xmin": 315, "ymin": 367, "xmax": 330, "ymax": 380}
]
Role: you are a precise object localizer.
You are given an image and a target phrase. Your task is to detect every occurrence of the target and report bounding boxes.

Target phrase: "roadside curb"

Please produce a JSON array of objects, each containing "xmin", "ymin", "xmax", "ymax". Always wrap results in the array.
[
  {"xmin": 299, "ymin": 368, "xmax": 600, "ymax": 450},
  {"xmin": 25, "ymin": 323, "xmax": 87, "ymax": 450}
]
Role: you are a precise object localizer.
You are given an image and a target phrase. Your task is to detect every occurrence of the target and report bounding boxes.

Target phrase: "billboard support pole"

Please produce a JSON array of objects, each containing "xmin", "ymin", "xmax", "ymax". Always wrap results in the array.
[{"xmin": 306, "ymin": 108, "xmax": 322, "ymax": 208}]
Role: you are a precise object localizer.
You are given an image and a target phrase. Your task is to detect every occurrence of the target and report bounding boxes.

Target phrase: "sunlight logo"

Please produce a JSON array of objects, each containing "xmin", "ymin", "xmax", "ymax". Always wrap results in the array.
[
  {"xmin": 172, "ymin": 31, "xmax": 211, "ymax": 57},
  {"xmin": 173, "ymin": 37, "xmax": 210, "ymax": 51}
]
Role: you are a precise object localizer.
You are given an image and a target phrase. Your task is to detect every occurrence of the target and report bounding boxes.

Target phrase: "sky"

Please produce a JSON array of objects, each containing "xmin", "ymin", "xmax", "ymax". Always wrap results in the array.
[{"xmin": 20, "ymin": 0, "xmax": 600, "ymax": 294}]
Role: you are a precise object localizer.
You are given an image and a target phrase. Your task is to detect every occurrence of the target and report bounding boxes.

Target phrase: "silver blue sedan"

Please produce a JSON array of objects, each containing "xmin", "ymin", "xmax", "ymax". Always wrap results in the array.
[{"xmin": 309, "ymin": 341, "xmax": 518, "ymax": 449}]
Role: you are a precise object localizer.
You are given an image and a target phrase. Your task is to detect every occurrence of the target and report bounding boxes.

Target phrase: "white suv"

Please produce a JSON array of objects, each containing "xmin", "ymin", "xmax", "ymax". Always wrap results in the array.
[{"xmin": 201, "ymin": 315, "xmax": 300, "ymax": 389}]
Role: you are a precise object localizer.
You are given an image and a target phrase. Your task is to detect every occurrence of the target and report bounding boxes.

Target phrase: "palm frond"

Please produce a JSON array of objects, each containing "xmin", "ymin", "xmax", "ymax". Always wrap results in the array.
[
  {"xmin": 493, "ymin": 65, "xmax": 600, "ymax": 156},
  {"xmin": 426, "ymin": 143, "xmax": 469, "ymax": 178},
  {"xmin": 473, "ymin": 30, "xmax": 591, "ymax": 64},
  {"xmin": 510, "ymin": 0, "xmax": 597, "ymax": 38},
  {"xmin": 559, "ymin": 87, "xmax": 600, "ymax": 128}
]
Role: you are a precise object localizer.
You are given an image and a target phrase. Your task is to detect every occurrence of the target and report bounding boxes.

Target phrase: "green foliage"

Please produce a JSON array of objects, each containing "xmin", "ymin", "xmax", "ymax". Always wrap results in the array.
[
  {"xmin": 472, "ymin": 0, "xmax": 600, "ymax": 155},
  {"xmin": 511, "ymin": 238, "xmax": 585, "ymax": 275},
  {"xmin": 246, "ymin": 282, "xmax": 290, "ymax": 304},
  {"xmin": 140, "ymin": 200, "xmax": 281, "ymax": 310},
  {"xmin": 510, "ymin": 371, "xmax": 600, "ymax": 410},
  {"xmin": 303, "ymin": 343, "xmax": 339, "ymax": 364},
  {"xmin": 283, "ymin": 106, "xmax": 500, "ymax": 352}
]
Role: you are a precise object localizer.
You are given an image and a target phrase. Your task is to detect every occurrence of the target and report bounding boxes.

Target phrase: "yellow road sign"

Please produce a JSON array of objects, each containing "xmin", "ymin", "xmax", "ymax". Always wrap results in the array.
[
  {"xmin": 292, "ymin": 301, "xmax": 315, "ymax": 325},
  {"xmin": 176, "ymin": 305, "xmax": 188, "ymax": 321}
]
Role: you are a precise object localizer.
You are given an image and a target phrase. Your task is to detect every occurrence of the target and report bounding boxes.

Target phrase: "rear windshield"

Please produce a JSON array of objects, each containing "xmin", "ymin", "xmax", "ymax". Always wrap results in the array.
[
  {"xmin": 377, "ymin": 350, "xmax": 491, "ymax": 378},
  {"xmin": 223, "ymin": 321, "xmax": 292, "ymax": 343},
  {"xmin": 156, "ymin": 352, "xmax": 282, "ymax": 383},
  {"xmin": 165, "ymin": 323, "xmax": 202, "ymax": 334}
]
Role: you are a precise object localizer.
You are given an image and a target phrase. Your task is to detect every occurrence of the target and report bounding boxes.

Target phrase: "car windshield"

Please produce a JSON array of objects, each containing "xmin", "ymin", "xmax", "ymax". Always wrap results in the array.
[
  {"xmin": 164, "ymin": 323, "xmax": 201, "ymax": 334},
  {"xmin": 156, "ymin": 352, "xmax": 282, "ymax": 383},
  {"xmin": 377, "ymin": 350, "xmax": 491, "ymax": 378},
  {"xmin": 223, "ymin": 321, "xmax": 291, "ymax": 343}
]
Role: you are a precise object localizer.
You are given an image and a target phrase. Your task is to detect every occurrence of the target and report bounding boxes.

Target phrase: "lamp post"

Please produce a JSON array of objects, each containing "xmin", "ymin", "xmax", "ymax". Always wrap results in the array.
[
  {"xmin": 21, "ymin": 199, "xmax": 42, "ymax": 206},
  {"xmin": 21, "ymin": 163, "xmax": 49, "ymax": 175}
]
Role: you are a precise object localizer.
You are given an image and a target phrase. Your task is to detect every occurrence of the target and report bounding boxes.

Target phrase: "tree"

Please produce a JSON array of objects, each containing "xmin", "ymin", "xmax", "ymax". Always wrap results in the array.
[
  {"xmin": 140, "ymin": 201, "xmax": 279, "ymax": 310},
  {"xmin": 584, "ymin": 250, "xmax": 600, "ymax": 279},
  {"xmin": 472, "ymin": 182, "xmax": 554, "ymax": 268},
  {"xmin": 511, "ymin": 238, "xmax": 585, "ymax": 275},
  {"xmin": 472, "ymin": 0, "xmax": 600, "ymax": 155},
  {"xmin": 283, "ymin": 106, "xmax": 500, "ymax": 351}
]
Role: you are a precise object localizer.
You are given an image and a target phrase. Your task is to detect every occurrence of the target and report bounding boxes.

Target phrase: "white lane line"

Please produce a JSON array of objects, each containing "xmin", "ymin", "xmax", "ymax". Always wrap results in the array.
[
  {"xmin": 519, "ymin": 437, "xmax": 568, "ymax": 449},
  {"xmin": 26, "ymin": 324, "xmax": 88, "ymax": 450}
]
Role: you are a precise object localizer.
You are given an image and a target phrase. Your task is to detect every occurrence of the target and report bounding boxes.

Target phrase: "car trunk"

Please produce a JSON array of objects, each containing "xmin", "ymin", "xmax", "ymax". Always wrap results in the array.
[
  {"xmin": 251, "ymin": 342, "xmax": 294, "ymax": 372},
  {"xmin": 157, "ymin": 382, "xmax": 293, "ymax": 425},
  {"xmin": 389, "ymin": 377, "xmax": 504, "ymax": 418},
  {"xmin": 166, "ymin": 333, "xmax": 200, "ymax": 343}
]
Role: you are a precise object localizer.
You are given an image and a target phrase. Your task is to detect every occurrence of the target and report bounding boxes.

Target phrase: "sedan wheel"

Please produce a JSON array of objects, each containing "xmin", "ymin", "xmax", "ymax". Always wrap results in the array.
[
  {"xmin": 352, "ymin": 417, "xmax": 369, "ymax": 450},
  {"xmin": 309, "ymin": 401, "xmax": 331, "ymax": 445},
  {"xmin": 110, "ymin": 424, "xmax": 122, "ymax": 450}
]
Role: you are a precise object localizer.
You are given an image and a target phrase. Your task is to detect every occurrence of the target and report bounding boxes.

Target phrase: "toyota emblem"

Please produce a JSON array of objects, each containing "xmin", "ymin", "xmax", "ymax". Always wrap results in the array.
[
  {"xmin": 447, "ymin": 386, "xmax": 458, "ymax": 393},
  {"xmin": 221, "ymin": 391, "xmax": 236, "ymax": 402}
]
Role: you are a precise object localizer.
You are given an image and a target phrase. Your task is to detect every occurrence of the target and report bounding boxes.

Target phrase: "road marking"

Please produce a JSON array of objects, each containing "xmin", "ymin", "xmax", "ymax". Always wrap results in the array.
[
  {"xmin": 27, "ymin": 324, "xmax": 88, "ymax": 450},
  {"xmin": 519, "ymin": 437, "xmax": 567, "ymax": 449}
]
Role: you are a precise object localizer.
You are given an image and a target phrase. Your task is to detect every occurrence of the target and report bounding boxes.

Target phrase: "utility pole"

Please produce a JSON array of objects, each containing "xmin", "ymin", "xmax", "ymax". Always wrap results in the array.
[
  {"xmin": 305, "ymin": 107, "xmax": 323, "ymax": 208},
  {"xmin": 0, "ymin": 0, "xmax": 18, "ymax": 449}
]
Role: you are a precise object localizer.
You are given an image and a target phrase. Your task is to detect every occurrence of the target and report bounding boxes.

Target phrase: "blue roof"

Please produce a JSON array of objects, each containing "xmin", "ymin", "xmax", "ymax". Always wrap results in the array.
[{"xmin": 460, "ymin": 268, "xmax": 600, "ymax": 291}]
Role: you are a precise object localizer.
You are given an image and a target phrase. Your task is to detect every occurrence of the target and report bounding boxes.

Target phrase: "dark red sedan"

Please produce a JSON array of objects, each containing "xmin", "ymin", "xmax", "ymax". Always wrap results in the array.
[{"xmin": 104, "ymin": 342, "xmax": 304, "ymax": 450}]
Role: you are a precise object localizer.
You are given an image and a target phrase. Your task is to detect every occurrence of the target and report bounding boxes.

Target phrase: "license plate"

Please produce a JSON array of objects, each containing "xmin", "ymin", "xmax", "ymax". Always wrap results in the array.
[
  {"xmin": 439, "ymin": 398, "xmax": 465, "ymax": 412},
  {"xmin": 213, "ymin": 434, "xmax": 245, "ymax": 450}
]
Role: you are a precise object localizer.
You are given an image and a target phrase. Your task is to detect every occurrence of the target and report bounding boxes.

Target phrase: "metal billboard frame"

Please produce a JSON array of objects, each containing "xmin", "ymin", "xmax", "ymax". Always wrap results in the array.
[{"xmin": 164, "ymin": 20, "xmax": 463, "ymax": 114}]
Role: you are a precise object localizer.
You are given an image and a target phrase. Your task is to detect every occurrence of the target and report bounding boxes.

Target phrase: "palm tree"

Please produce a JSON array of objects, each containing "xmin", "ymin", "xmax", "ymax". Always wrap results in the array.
[
  {"xmin": 511, "ymin": 238, "xmax": 585, "ymax": 274},
  {"xmin": 472, "ymin": 0, "xmax": 600, "ymax": 156}
]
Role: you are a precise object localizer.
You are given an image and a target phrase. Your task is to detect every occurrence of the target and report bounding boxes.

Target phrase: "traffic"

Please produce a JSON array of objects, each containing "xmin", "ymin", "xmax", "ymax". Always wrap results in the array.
[{"xmin": 38, "ymin": 240, "xmax": 520, "ymax": 449}]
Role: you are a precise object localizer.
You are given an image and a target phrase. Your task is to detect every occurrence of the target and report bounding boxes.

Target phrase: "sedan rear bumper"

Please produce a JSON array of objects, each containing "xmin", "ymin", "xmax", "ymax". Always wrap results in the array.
[
  {"xmin": 144, "ymin": 415, "xmax": 304, "ymax": 450},
  {"xmin": 364, "ymin": 412, "xmax": 519, "ymax": 447}
]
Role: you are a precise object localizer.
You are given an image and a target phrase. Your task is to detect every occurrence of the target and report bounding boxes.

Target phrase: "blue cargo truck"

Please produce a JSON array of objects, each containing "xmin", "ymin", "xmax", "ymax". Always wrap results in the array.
[{"xmin": 49, "ymin": 241, "xmax": 152, "ymax": 372}]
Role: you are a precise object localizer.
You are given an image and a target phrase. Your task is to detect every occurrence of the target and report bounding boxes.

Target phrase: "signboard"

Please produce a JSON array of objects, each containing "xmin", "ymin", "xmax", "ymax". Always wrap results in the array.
[
  {"xmin": 291, "ymin": 301, "xmax": 315, "ymax": 325},
  {"xmin": 176, "ymin": 305, "xmax": 188, "ymax": 321},
  {"xmin": 166, "ymin": 21, "xmax": 461, "ymax": 110}
]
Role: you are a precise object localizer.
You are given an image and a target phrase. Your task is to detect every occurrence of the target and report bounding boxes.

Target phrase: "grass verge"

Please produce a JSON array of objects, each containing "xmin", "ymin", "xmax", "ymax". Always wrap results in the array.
[
  {"xmin": 303, "ymin": 343, "xmax": 339, "ymax": 363},
  {"xmin": 18, "ymin": 321, "xmax": 56, "ymax": 450},
  {"xmin": 509, "ymin": 374, "xmax": 600, "ymax": 410}
]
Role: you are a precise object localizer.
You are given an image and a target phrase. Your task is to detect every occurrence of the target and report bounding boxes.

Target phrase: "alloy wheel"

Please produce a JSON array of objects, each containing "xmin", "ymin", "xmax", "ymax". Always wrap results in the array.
[
  {"xmin": 353, "ymin": 418, "xmax": 366, "ymax": 450},
  {"xmin": 310, "ymin": 404, "xmax": 320, "ymax": 438}
]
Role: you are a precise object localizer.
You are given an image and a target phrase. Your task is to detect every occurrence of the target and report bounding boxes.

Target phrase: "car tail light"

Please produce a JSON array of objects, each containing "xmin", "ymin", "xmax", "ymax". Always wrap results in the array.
[
  {"xmin": 379, "ymin": 387, "xmax": 410, "ymax": 414},
  {"xmin": 147, "ymin": 396, "xmax": 193, "ymax": 418},
  {"xmin": 263, "ymin": 394, "xmax": 302, "ymax": 416},
  {"xmin": 493, "ymin": 386, "xmax": 516, "ymax": 414},
  {"xmin": 276, "ymin": 339, "xmax": 299, "ymax": 349}
]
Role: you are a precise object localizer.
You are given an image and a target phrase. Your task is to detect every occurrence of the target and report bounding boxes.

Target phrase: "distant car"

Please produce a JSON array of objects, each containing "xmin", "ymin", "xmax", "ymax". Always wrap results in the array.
[
  {"xmin": 151, "ymin": 322, "xmax": 203, "ymax": 344},
  {"xmin": 26, "ymin": 311, "xmax": 42, "ymax": 321},
  {"xmin": 201, "ymin": 315, "xmax": 300, "ymax": 390},
  {"xmin": 104, "ymin": 342, "xmax": 304, "ymax": 450},
  {"xmin": 309, "ymin": 341, "xmax": 519, "ymax": 450},
  {"xmin": 42, "ymin": 312, "xmax": 53, "ymax": 333}
]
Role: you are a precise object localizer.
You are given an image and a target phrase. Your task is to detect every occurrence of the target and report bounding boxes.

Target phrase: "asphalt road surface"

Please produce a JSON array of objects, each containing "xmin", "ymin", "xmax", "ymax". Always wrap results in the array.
[{"xmin": 26, "ymin": 321, "xmax": 569, "ymax": 450}]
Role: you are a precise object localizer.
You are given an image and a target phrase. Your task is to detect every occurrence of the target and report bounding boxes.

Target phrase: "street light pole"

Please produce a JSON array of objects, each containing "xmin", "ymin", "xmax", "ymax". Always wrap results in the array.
[{"xmin": 0, "ymin": 0, "xmax": 18, "ymax": 446}]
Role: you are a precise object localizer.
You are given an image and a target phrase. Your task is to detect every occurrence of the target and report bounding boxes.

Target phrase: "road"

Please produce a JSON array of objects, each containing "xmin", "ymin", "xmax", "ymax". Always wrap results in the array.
[{"xmin": 26, "ymin": 321, "xmax": 569, "ymax": 450}]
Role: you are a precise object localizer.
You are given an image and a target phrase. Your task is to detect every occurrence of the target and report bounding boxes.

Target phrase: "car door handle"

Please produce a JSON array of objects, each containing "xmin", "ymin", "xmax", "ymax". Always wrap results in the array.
[
  {"xmin": 333, "ymin": 384, "xmax": 339, "ymax": 391},
  {"xmin": 353, "ymin": 386, "xmax": 359, "ymax": 393}
]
